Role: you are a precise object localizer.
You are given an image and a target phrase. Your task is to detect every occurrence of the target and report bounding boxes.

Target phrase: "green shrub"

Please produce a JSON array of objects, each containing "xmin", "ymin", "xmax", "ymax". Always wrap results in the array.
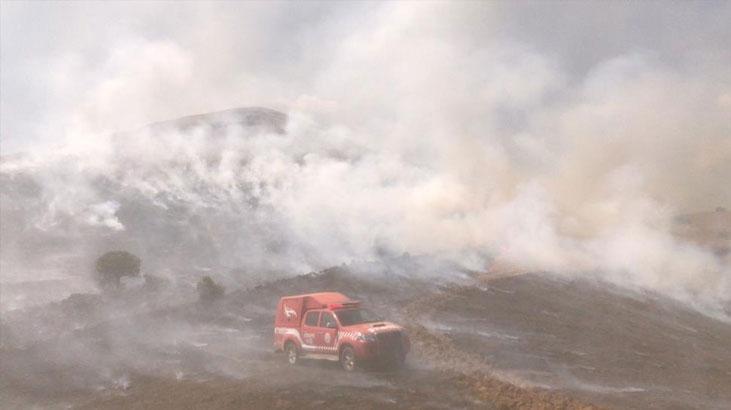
[{"xmin": 94, "ymin": 251, "xmax": 141, "ymax": 291}]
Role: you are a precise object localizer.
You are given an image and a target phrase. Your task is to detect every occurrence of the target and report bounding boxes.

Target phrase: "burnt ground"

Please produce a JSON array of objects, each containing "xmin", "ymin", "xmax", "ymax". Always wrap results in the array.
[
  {"xmin": 2, "ymin": 265, "xmax": 730, "ymax": 409},
  {"xmin": 406, "ymin": 274, "xmax": 731, "ymax": 409}
]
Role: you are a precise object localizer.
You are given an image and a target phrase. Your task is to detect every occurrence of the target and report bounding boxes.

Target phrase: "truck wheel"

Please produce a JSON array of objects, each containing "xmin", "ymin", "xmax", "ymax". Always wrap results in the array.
[
  {"xmin": 393, "ymin": 351, "xmax": 406, "ymax": 368},
  {"xmin": 285, "ymin": 341, "xmax": 299, "ymax": 365},
  {"xmin": 340, "ymin": 346, "xmax": 356, "ymax": 371}
]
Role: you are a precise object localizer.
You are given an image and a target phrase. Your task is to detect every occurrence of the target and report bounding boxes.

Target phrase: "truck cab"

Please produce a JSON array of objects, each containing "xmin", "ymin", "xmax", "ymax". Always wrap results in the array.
[{"xmin": 274, "ymin": 292, "xmax": 410, "ymax": 371}]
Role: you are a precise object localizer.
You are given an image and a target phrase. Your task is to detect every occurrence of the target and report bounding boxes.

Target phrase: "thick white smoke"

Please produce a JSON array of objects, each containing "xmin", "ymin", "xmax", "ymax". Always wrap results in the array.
[{"xmin": 1, "ymin": 2, "xmax": 730, "ymax": 315}]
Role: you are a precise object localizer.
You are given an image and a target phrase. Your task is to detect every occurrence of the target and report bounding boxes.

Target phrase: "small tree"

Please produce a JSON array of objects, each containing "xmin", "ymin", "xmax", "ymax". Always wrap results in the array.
[
  {"xmin": 95, "ymin": 250, "xmax": 141, "ymax": 291},
  {"xmin": 197, "ymin": 276, "xmax": 225, "ymax": 303}
]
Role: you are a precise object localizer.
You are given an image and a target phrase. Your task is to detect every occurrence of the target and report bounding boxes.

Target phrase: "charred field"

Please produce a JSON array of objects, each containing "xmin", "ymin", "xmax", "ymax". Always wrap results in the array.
[
  {"xmin": 2, "ymin": 2, "xmax": 731, "ymax": 406},
  {"xmin": 2, "ymin": 261, "xmax": 730, "ymax": 409},
  {"xmin": 1, "ymin": 105, "xmax": 730, "ymax": 408}
]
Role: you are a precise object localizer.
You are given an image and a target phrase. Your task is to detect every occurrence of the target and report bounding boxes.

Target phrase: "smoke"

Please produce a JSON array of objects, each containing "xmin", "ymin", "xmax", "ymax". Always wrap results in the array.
[{"xmin": 1, "ymin": 2, "xmax": 730, "ymax": 315}]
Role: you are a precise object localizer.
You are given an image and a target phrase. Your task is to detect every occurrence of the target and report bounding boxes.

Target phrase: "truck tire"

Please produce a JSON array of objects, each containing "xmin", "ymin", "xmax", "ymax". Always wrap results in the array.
[
  {"xmin": 393, "ymin": 350, "xmax": 406, "ymax": 368},
  {"xmin": 285, "ymin": 341, "xmax": 299, "ymax": 365},
  {"xmin": 340, "ymin": 346, "xmax": 356, "ymax": 371},
  {"xmin": 391, "ymin": 343, "xmax": 406, "ymax": 368}
]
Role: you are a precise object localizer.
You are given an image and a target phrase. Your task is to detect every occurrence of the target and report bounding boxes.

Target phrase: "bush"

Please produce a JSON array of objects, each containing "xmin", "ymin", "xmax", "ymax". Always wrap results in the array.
[
  {"xmin": 94, "ymin": 251, "xmax": 141, "ymax": 291},
  {"xmin": 197, "ymin": 276, "xmax": 225, "ymax": 303}
]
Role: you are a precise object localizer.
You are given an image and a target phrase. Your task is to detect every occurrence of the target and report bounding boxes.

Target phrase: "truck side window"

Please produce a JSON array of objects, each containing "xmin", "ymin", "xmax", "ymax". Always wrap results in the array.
[
  {"xmin": 304, "ymin": 311, "xmax": 320, "ymax": 327},
  {"xmin": 320, "ymin": 312, "xmax": 337, "ymax": 328}
]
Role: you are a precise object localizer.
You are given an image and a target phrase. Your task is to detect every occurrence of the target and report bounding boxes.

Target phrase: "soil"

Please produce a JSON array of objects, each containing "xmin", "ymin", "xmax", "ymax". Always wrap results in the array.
[{"xmin": 2, "ymin": 264, "xmax": 729, "ymax": 409}]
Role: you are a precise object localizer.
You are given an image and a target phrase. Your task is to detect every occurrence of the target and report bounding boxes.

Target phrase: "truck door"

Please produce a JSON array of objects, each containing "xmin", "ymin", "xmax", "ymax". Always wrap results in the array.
[
  {"xmin": 301, "ymin": 310, "xmax": 320, "ymax": 351},
  {"xmin": 317, "ymin": 311, "xmax": 339, "ymax": 353}
]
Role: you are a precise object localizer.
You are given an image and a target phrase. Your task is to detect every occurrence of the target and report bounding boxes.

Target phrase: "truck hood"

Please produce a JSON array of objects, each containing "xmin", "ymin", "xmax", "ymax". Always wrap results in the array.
[{"xmin": 342, "ymin": 321, "xmax": 403, "ymax": 334}]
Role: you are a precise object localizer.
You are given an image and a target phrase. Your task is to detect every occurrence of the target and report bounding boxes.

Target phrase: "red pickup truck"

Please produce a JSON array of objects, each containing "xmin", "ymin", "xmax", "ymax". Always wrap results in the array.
[{"xmin": 273, "ymin": 292, "xmax": 410, "ymax": 371}]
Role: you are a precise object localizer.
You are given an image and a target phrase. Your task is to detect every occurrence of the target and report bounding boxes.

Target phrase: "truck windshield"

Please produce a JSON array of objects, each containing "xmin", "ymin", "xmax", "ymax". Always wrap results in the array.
[{"xmin": 335, "ymin": 308, "xmax": 382, "ymax": 326}]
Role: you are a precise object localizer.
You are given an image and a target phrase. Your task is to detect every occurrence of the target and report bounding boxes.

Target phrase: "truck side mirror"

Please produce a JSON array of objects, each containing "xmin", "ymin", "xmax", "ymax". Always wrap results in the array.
[{"xmin": 326, "ymin": 322, "xmax": 337, "ymax": 329}]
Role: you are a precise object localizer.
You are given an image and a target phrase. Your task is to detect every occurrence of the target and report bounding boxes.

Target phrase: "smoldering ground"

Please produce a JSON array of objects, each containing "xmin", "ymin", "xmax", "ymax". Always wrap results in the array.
[
  {"xmin": 2, "ymin": 1, "xmax": 730, "ymax": 311},
  {"xmin": 4, "ymin": 263, "xmax": 731, "ymax": 409},
  {"xmin": 1, "ymin": 1, "xmax": 731, "ymax": 409}
]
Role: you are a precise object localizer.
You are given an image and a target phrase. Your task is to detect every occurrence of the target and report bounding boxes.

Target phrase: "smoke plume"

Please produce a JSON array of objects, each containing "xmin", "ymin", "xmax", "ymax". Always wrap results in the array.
[{"xmin": 1, "ymin": 1, "xmax": 730, "ymax": 315}]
